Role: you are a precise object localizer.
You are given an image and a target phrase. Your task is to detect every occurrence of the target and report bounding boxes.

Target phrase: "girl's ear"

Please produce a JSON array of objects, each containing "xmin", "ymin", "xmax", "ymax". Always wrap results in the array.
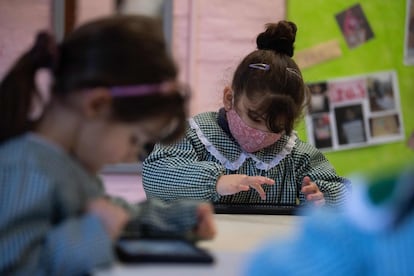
[
  {"xmin": 223, "ymin": 86, "xmax": 233, "ymax": 111},
  {"xmin": 80, "ymin": 88, "xmax": 112, "ymax": 119}
]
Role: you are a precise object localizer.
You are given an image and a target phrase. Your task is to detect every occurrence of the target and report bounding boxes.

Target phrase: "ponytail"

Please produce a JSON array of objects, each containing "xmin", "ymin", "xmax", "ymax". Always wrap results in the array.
[{"xmin": 0, "ymin": 31, "xmax": 57, "ymax": 144}]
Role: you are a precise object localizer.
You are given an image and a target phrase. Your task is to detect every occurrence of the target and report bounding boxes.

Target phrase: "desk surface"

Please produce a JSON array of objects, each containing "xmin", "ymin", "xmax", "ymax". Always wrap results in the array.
[
  {"xmin": 199, "ymin": 214, "xmax": 301, "ymax": 252},
  {"xmin": 95, "ymin": 214, "xmax": 301, "ymax": 276}
]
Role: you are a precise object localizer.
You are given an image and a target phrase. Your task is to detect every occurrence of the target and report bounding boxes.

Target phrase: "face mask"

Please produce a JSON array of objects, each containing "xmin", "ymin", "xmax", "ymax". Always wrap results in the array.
[{"xmin": 227, "ymin": 109, "xmax": 281, "ymax": 153}]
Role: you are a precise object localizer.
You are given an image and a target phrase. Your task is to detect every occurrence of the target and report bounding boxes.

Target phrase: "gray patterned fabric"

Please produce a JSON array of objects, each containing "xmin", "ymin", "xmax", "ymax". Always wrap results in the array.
[
  {"xmin": 0, "ymin": 134, "xmax": 198, "ymax": 275},
  {"xmin": 143, "ymin": 111, "xmax": 351, "ymax": 206}
]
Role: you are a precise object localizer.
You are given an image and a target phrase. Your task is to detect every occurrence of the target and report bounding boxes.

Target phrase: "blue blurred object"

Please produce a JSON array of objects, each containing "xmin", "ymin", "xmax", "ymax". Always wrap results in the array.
[{"xmin": 245, "ymin": 162, "xmax": 414, "ymax": 276}]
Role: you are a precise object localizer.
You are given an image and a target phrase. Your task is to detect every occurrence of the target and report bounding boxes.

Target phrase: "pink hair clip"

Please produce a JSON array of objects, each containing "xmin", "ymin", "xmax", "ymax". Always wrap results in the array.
[{"xmin": 110, "ymin": 81, "xmax": 178, "ymax": 98}]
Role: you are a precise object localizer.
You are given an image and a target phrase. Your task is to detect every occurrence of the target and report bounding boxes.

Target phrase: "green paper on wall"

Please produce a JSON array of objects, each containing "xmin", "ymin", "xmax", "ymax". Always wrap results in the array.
[{"xmin": 288, "ymin": 0, "xmax": 414, "ymax": 177}]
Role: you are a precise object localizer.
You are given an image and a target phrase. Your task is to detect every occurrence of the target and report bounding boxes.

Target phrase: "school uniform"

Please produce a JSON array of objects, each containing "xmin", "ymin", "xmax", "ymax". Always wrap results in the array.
[
  {"xmin": 0, "ymin": 134, "xmax": 197, "ymax": 275},
  {"xmin": 143, "ymin": 110, "xmax": 350, "ymax": 206}
]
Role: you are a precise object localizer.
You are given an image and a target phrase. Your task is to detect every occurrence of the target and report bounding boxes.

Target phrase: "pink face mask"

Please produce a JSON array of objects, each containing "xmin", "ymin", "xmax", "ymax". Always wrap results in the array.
[{"xmin": 227, "ymin": 109, "xmax": 282, "ymax": 153}]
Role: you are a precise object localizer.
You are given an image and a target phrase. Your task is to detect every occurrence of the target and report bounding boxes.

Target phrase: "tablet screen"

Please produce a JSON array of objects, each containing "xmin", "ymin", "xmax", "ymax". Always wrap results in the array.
[
  {"xmin": 118, "ymin": 239, "xmax": 201, "ymax": 256},
  {"xmin": 115, "ymin": 238, "xmax": 214, "ymax": 264}
]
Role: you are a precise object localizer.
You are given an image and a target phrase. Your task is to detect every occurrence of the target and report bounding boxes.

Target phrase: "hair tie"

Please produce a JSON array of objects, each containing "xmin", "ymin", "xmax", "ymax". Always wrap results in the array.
[
  {"xmin": 257, "ymin": 35, "xmax": 294, "ymax": 57},
  {"xmin": 110, "ymin": 81, "xmax": 187, "ymax": 98}
]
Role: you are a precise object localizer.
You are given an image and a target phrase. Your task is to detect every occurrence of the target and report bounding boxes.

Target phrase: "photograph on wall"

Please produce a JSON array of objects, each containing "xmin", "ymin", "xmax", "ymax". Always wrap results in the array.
[
  {"xmin": 334, "ymin": 104, "xmax": 366, "ymax": 146},
  {"xmin": 335, "ymin": 3, "xmax": 374, "ymax": 49},
  {"xmin": 311, "ymin": 113, "xmax": 333, "ymax": 149},
  {"xmin": 367, "ymin": 73, "xmax": 396, "ymax": 112},
  {"xmin": 305, "ymin": 71, "xmax": 404, "ymax": 152},
  {"xmin": 308, "ymin": 82, "xmax": 330, "ymax": 114},
  {"xmin": 369, "ymin": 114, "xmax": 401, "ymax": 138},
  {"xmin": 404, "ymin": 0, "xmax": 414, "ymax": 64}
]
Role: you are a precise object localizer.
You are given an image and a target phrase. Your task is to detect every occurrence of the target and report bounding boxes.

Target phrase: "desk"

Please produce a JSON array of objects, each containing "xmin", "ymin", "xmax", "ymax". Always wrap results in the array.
[
  {"xmin": 95, "ymin": 214, "xmax": 302, "ymax": 276},
  {"xmin": 199, "ymin": 214, "xmax": 301, "ymax": 252}
]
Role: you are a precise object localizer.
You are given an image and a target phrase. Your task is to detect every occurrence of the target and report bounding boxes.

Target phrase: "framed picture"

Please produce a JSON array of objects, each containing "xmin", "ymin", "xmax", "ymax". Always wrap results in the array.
[{"xmin": 305, "ymin": 70, "xmax": 404, "ymax": 152}]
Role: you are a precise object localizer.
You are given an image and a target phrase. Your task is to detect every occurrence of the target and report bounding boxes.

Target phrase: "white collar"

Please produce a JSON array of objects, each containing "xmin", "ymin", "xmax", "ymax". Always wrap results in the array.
[{"xmin": 189, "ymin": 118, "xmax": 296, "ymax": 171}]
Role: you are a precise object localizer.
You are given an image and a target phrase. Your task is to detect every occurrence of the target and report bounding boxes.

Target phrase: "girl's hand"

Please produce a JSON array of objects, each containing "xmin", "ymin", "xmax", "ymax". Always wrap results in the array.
[
  {"xmin": 301, "ymin": 176, "xmax": 325, "ymax": 206},
  {"xmin": 87, "ymin": 198, "xmax": 130, "ymax": 240},
  {"xmin": 216, "ymin": 174, "xmax": 275, "ymax": 200},
  {"xmin": 193, "ymin": 203, "xmax": 216, "ymax": 240}
]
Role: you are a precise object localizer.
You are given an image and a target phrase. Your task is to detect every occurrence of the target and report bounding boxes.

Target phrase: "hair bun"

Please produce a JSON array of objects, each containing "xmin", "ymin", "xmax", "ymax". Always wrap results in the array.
[{"xmin": 256, "ymin": 20, "xmax": 297, "ymax": 57}]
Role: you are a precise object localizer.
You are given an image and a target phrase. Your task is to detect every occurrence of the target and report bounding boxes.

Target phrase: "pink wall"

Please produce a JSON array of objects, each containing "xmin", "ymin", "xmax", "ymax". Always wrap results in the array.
[
  {"xmin": 173, "ymin": 0, "xmax": 286, "ymax": 115},
  {"xmin": 76, "ymin": 0, "xmax": 113, "ymax": 26},
  {"xmin": 0, "ymin": 0, "xmax": 113, "ymax": 80},
  {"xmin": 0, "ymin": 0, "xmax": 286, "ymax": 115},
  {"xmin": 101, "ymin": 173, "xmax": 146, "ymax": 203},
  {"xmin": 0, "ymin": 0, "xmax": 50, "ymax": 78}
]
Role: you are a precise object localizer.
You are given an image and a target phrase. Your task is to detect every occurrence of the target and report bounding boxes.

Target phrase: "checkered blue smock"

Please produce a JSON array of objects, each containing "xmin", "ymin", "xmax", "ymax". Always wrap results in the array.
[
  {"xmin": 0, "ymin": 134, "xmax": 198, "ymax": 275},
  {"xmin": 143, "ymin": 111, "xmax": 351, "ymax": 206}
]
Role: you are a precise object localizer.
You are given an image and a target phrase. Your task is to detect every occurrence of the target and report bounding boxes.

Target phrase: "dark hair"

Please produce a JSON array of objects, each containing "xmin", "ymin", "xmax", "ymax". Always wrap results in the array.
[
  {"xmin": 0, "ymin": 15, "xmax": 187, "ymax": 144},
  {"xmin": 231, "ymin": 20, "xmax": 309, "ymax": 135}
]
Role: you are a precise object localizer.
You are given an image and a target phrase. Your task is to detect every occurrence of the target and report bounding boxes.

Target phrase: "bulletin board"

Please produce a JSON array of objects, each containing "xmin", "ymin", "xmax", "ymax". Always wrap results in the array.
[{"xmin": 287, "ymin": 0, "xmax": 414, "ymax": 176}]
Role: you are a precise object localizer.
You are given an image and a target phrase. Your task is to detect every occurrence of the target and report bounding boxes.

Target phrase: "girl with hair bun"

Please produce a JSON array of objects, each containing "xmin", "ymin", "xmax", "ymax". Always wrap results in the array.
[
  {"xmin": 0, "ymin": 15, "xmax": 215, "ymax": 275},
  {"xmin": 143, "ymin": 20, "xmax": 350, "ymax": 208}
]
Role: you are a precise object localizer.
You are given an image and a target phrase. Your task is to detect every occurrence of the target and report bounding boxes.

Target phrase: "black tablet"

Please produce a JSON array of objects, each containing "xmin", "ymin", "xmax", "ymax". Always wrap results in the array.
[
  {"xmin": 214, "ymin": 203, "xmax": 302, "ymax": 215},
  {"xmin": 115, "ymin": 238, "xmax": 214, "ymax": 264}
]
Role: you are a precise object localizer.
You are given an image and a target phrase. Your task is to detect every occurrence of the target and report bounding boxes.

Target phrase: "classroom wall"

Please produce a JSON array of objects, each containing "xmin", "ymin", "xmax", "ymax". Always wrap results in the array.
[
  {"xmin": 0, "ymin": 0, "xmax": 49, "ymax": 78},
  {"xmin": 172, "ymin": 0, "xmax": 286, "ymax": 116},
  {"xmin": 287, "ymin": 0, "xmax": 414, "ymax": 176}
]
